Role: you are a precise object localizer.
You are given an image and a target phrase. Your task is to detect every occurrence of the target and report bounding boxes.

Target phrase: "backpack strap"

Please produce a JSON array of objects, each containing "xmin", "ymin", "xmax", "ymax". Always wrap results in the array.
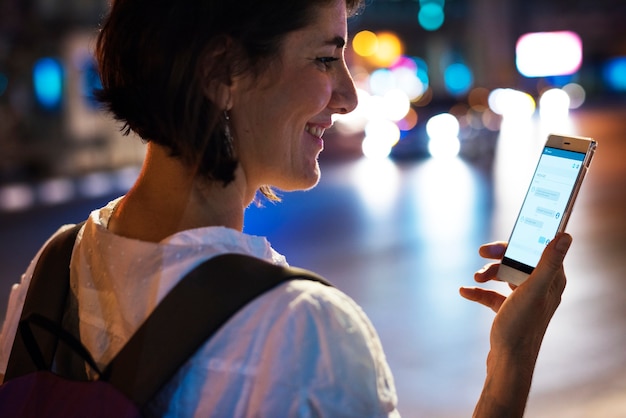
[
  {"xmin": 104, "ymin": 253, "xmax": 330, "ymax": 410},
  {"xmin": 4, "ymin": 222, "xmax": 85, "ymax": 380},
  {"xmin": 5, "ymin": 221, "xmax": 331, "ymax": 411}
]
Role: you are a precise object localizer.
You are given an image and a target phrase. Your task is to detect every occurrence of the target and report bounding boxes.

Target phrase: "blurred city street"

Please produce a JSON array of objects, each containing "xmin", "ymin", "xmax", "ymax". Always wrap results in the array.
[{"xmin": 1, "ymin": 103, "xmax": 625, "ymax": 417}]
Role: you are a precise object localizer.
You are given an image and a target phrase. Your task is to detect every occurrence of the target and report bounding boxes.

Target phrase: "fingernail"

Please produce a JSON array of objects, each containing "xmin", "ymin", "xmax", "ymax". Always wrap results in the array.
[{"xmin": 556, "ymin": 234, "xmax": 572, "ymax": 252}]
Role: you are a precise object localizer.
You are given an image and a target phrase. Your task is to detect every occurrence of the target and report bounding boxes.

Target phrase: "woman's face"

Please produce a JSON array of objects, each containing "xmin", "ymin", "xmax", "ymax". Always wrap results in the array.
[{"xmin": 230, "ymin": 0, "xmax": 358, "ymax": 195}]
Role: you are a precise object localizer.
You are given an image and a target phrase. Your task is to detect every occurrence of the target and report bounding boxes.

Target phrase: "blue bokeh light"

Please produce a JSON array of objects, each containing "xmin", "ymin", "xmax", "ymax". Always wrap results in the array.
[
  {"xmin": 81, "ymin": 58, "xmax": 103, "ymax": 110},
  {"xmin": 0, "ymin": 73, "xmax": 7, "ymax": 96},
  {"xmin": 33, "ymin": 57, "xmax": 63, "ymax": 109},
  {"xmin": 603, "ymin": 57, "xmax": 626, "ymax": 91},
  {"xmin": 418, "ymin": 3, "xmax": 445, "ymax": 31},
  {"xmin": 444, "ymin": 63, "xmax": 473, "ymax": 96}
]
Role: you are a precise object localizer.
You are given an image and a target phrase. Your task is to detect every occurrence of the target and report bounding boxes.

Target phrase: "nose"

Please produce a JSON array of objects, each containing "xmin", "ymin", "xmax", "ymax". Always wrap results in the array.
[{"xmin": 329, "ymin": 62, "xmax": 358, "ymax": 115}]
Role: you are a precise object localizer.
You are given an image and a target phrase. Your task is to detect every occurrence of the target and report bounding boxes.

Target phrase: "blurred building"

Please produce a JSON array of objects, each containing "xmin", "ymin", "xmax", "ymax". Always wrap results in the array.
[
  {"xmin": 0, "ymin": 0, "xmax": 624, "ymax": 191},
  {"xmin": 0, "ymin": 0, "xmax": 145, "ymax": 188}
]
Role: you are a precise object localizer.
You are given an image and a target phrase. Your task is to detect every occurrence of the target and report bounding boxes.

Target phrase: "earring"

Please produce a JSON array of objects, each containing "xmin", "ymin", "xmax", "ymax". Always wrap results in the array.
[{"xmin": 222, "ymin": 110, "xmax": 234, "ymax": 159}]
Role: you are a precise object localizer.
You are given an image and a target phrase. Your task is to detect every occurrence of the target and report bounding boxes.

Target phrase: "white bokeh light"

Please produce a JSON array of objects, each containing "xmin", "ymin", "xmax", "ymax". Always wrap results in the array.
[
  {"xmin": 362, "ymin": 135, "xmax": 393, "ymax": 159},
  {"xmin": 428, "ymin": 135, "xmax": 461, "ymax": 158},
  {"xmin": 333, "ymin": 88, "xmax": 372, "ymax": 134},
  {"xmin": 426, "ymin": 113, "xmax": 461, "ymax": 158},
  {"xmin": 38, "ymin": 178, "xmax": 75, "ymax": 205},
  {"xmin": 426, "ymin": 113, "xmax": 459, "ymax": 139},
  {"xmin": 0, "ymin": 184, "xmax": 35, "ymax": 211},
  {"xmin": 382, "ymin": 89, "xmax": 410, "ymax": 121},
  {"xmin": 362, "ymin": 118, "xmax": 401, "ymax": 159},
  {"xmin": 391, "ymin": 66, "xmax": 425, "ymax": 100},
  {"xmin": 488, "ymin": 88, "xmax": 536, "ymax": 121},
  {"xmin": 369, "ymin": 69, "xmax": 396, "ymax": 96},
  {"xmin": 516, "ymin": 31, "xmax": 582, "ymax": 77},
  {"xmin": 539, "ymin": 88, "xmax": 570, "ymax": 120},
  {"xmin": 562, "ymin": 83, "xmax": 586, "ymax": 109}
]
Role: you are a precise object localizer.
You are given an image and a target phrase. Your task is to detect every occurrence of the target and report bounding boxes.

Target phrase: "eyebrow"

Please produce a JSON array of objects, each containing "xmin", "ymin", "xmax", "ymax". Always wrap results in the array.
[{"xmin": 325, "ymin": 36, "xmax": 346, "ymax": 49}]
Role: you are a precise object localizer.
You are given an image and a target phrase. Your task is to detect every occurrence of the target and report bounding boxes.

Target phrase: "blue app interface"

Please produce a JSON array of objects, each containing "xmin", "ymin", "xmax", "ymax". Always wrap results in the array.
[{"xmin": 505, "ymin": 147, "xmax": 585, "ymax": 268}]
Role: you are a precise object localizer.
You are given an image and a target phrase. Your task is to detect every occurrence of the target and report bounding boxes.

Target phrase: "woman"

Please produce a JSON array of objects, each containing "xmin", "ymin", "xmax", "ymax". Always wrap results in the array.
[{"xmin": 0, "ymin": 0, "xmax": 571, "ymax": 416}]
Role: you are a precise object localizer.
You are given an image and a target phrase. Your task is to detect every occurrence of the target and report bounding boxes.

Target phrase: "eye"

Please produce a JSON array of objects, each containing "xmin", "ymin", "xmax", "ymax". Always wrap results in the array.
[{"xmin": 316, "ymin": 57, "xmax": 339, "ymax": 69}]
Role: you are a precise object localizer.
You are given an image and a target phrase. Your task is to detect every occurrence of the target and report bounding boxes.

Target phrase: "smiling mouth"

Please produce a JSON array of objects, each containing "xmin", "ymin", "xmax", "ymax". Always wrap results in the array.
[{"xmin": 305, "ymin": 124, "xmax": 325, "ymax": 138}]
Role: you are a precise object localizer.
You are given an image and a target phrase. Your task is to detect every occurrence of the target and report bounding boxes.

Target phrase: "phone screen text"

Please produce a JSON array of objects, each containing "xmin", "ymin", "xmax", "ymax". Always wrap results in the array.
[{"xmin": 504, "ymin": 147, "xmax": 585, "ymax": 270}]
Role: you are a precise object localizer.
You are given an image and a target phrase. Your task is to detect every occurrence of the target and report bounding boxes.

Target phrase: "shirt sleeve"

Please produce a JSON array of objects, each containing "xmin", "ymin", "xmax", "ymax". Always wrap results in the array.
[
  {"xmin": 253, "ymin": 281, "xmax": 399, "ymax": 417},
  {"xmin": 156, "ymin": 279, "xmax": 400, "ymax": 417}
]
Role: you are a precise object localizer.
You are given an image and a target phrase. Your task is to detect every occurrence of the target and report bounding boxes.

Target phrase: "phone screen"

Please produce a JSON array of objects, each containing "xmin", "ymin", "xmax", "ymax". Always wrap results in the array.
[{"xmin": 502, "ymin": 146, "xmax": 586, "ymax": 273}]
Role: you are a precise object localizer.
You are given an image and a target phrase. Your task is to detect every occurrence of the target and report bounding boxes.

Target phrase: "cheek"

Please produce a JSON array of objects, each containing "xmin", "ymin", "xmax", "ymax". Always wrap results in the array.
[
  {"xmin": 283, "ymin": 74, "xmax": 332, "ymax": 115},
  {"xmin": 306, "ymin": 81, "xmax": 333, "ymax": 111}
]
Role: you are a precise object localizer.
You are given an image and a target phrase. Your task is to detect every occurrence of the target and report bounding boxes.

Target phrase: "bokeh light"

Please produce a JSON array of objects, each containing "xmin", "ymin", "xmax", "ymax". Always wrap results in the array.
[
  {"xmin": 468, "ymin": 87, "xmax": 490, "ymax": 108},
  {"xmin": 361, "ymin": 119, "xmax": 400, "ymax": 159},
  {"xmin": 369, "ymin": 32, "xmax": 403, "ymax": 68},
  {"xmin": 38, "ymin": 178, "xmax": 75, "ymax": 205},
  {"xmin": 351, "ymin": 157, "xmax": 400, "ymax": 215},
  {"xmin": 562, "ymin": 83, "xmax": 586, "ymax": 109},
  {"xmin": 390, "ymin": 57, "xmax": 427, "ymax": 100},
  {"xmin": 602, "ymin": 57, "xmax": 626, "ymax": 91},
  {"xmin": 426, "ymin": 113, "xmax": 460, "ymax": 158},
  {"xmin": 391, "ymin": 56, "xmax": 417, "ymax": 72},
  {"xmin": 413, "ymin": 57, "xmax": 430, "ymax": 87},
  {"xmin": 33, "ymin": 57, "xmax": 63, "ymax": 109},
  {"xmin": 362, "ymin": 136, "xmax": 393, "ymax": 159},
  {"xmin": 426, "ymin": 112, "xmax": 459, "ymax": 139},
  {"xmin": 539, "ymin": 88, "xmax": 570, "ymax": 120},
  {"xmin": 362, "ymin": 119, "xmax": 401, "ymax": 159},
  {"xmin": 78, "ymin": 172, "xmax": 115, "ymax": 198},
  {"xmin": 81, "ymin": 57, "xmax": 103, "ymax": 110},
  {"xmin": 443, "ymin": 63, "xmax": 473, "ymax": 96},
  {"xmin": 488, "ymin": 88, "xmax": 536, "ymax": 120},
  {"xmin": 369, "ymin": 68, "xmax": 396, "ymax": 96},
  {"xmin": 516, "ymin": 31, "xmax": 582, "ymax": 77},
  {"xmin": 333, "ymin": 88, "xmax": 372, "ymax": 134},
  {"xmin": 365, "ymin": 119, "xmax": 401, "ymax": 146},
  {"xmin": 382, "ymin": 89, "xmax": 411, "ymax": 121},
  {"xmin": 0, "ymin": 184, "xmax": 35, "ymax": 212},
  {"xmin": 418, "ymin": 3, "xmax": 445, "ymax": 31},
  {"xmin": 0, "ymin": 73, "xmax": 7, "ymax": 97},
  {"xmin": 352, "ymin": 30, "xmax": 378, "ymax": 57},
  {"xmin": 397, "ymin": 107, "xmax": 418, "ymax": 131},
  {"xmin": 369, "ymin": 62, "xmax": 426, "ymax": 101},
  {"xmin": 428, "ymin": 135, "xmax": 460, "ymax": 158}
]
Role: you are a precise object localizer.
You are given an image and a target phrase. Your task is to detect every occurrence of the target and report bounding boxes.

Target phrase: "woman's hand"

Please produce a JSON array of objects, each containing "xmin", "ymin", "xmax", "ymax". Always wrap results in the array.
[
  {"xmin": 460, "ymin": 233, "xmax": 572, "ymax": 417},
  {"xmin": 461, "ymin": 233, "xmax": 570, "ymax": 354}
]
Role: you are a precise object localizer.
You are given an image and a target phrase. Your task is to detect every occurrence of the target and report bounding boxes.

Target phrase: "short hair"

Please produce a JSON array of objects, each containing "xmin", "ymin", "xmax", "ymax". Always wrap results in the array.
[{"xmin": 94, "ymin": 0, "xmax": 364, "ymax": 199}]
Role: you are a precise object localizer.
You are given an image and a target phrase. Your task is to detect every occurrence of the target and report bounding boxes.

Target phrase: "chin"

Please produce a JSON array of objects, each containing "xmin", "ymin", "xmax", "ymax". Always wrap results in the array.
[
  {"xmin": 303, "ymin": 162, "xmax": 322, "ymax": 189},
  {"xmin": 302, "ymin": 176, "xmax": 321, "ymax": 191},
  {"xmin": 283, "ymin": 166, "xmax": 321, "ymax": 192}
]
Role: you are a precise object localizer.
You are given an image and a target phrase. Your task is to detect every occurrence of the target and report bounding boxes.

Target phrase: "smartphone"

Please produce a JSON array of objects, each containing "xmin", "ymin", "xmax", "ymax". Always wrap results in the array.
[{"xmin": 497, "ymin": 134, "xmax": 597, "ymax": 285}]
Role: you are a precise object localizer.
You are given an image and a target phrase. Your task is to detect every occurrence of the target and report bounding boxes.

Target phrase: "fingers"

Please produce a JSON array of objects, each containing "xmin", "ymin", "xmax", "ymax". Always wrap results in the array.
[
  {"xmin": 466, "ymin": 234, "xmax": 570, "ymax": 314},
  {"xmin": 478, "ymin": 241, "xmax": 507, "ymax": 260},
  {"xmin": 474, "ymin": 262, "xmax": 501, "ymax": 283},
  {"xmin": 525, "ymin": 233, "xmax": 571, "ymax": 294},
  {"xmin": 459, "ymin": 287, "xmax": 506, "ymax": 313},
  {"xmin": 474, "ymin": 241, "xmax": 508, "ymax": 284}
]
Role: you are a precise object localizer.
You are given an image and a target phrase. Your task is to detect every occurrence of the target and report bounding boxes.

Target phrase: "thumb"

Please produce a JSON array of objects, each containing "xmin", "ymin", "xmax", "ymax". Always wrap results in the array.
[{"xmin": 526, "ymin": 232, "xmax": 572, "ymax": 291}]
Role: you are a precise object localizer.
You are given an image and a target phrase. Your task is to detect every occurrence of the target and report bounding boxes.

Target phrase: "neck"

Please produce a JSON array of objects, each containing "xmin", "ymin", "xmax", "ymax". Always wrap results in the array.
[{"xmin": 108, "ymin": 143, "xmax": 250, "ymax": 242}]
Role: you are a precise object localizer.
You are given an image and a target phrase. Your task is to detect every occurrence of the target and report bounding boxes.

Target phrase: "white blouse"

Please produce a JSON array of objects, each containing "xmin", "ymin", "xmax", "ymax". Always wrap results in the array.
[{"xmin": 0, "ymin": 198, "xmax": 399, "ymax": 417}]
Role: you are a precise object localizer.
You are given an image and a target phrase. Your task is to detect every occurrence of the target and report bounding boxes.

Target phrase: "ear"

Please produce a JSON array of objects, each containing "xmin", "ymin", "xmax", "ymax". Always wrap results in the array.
[
  {"xmin": 207, "ymin": 81, "xmax": 233, "ymax": 111},
  {"xmin": 198, "ymin": 36, "xmax": 235, "ymax": 110}
]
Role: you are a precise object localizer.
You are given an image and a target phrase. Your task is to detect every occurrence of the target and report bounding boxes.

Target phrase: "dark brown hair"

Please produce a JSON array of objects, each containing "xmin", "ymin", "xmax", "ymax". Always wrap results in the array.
[{"xmin": 94, "ymin": 0, "xmax": 363, "ymax": 199}]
